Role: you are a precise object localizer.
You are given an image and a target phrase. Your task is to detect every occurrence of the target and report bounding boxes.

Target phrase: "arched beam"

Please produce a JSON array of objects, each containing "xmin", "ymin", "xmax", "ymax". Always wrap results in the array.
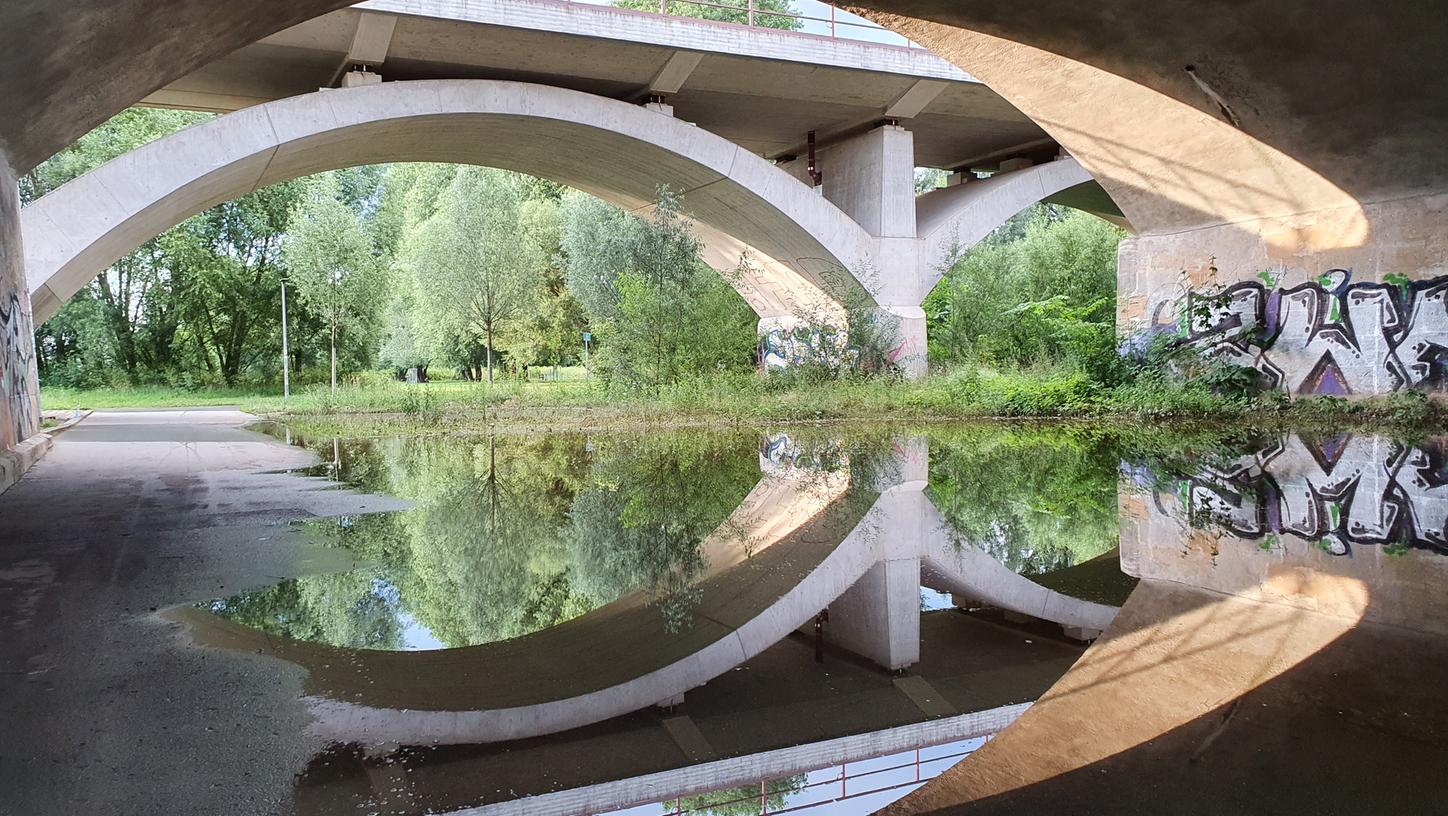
[
  {"xmin": 21, "ymin": 79, "xmax": 876, "ymax": 324},
  {"xmin": 913, "ymin": 158, "xmax": 1105, "ymax": 290}
]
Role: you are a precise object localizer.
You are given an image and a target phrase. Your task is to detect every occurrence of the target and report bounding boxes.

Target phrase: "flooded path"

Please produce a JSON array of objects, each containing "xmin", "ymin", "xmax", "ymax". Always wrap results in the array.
[{"xmin": 2, "ymin": 411, "xmax": 1445, "ymax": 814}]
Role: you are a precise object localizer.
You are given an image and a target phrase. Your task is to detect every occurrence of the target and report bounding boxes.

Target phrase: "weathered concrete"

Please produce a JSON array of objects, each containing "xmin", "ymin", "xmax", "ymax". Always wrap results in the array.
[
  {"xmin": 0, "ymin": 161, "xmax": 39, "ymax": 463},
  {"xmin": 141, "ymin": 0, "xmax": 1049, "ymax": 174},
  {"xmin": 880, "ymin": 434, "xmax": 1448, "ymax": 815}
]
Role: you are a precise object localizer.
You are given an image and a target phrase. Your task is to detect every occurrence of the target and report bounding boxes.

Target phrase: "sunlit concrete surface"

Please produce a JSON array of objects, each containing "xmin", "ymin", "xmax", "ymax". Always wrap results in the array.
[{"xmin": 880, "ymin": 458, "xmax": 1448, "ymax": 815}]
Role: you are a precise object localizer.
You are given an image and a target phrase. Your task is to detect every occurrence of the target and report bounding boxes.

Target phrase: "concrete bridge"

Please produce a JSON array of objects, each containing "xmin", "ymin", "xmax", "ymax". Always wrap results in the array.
[
  {"xmin": 2, "ymin": 0, "xmax": 1446, "ymax": 467},
  {"xmin": 14, "ymin": 0, "xmax": 1115, "ymax": 394}
]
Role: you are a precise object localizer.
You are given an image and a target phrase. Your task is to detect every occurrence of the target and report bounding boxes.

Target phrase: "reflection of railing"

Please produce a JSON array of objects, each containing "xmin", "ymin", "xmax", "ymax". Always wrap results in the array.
[
  {"xmin": 571, "ymin": 0, "xmax": 918, "ymax": 48},
  {"xmin": 649, "ymin": 741, "xmax": 977, "ymax": 815}
]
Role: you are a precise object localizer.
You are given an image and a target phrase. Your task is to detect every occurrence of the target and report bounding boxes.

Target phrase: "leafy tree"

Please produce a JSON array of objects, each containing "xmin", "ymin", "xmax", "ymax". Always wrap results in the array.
[
  {"xmin": 401, "ymin": 168, "xmax": 548, "ymax": 383},
  {"xmin": 559, "ymin": 189, "xmax": 756, "ymax": 391},
  {"xmin": 283, "ymin": 177, "xmax": 387, "ymax": 393},
  {"xmin": 923, "ymin": 205, "xmax": 1122, "ymax": 376},
  {"xmin": 613, "ymin": 0, "xmax": 802, "ymax": 30}
]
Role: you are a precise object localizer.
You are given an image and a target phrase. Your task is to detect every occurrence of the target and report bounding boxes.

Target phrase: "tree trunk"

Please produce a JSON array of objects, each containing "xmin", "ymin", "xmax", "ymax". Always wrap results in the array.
[
  {"xmin": 486, "ymin": 323, "xmax": 494, "ymax": 385},
  {"xmin": 330, "ymin": 323, "xmax": 338, "ymax": 395}
]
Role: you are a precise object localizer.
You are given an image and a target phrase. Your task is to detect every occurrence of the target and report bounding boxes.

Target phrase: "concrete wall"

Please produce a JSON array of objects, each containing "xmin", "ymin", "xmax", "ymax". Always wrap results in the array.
[
  {"xmin": 0, "ymin": 161, "xmax": 39, "ymax": 456},
  {"xmin": 1118, "ymin": 196, "xmax": 1448, "ymax": 396}
]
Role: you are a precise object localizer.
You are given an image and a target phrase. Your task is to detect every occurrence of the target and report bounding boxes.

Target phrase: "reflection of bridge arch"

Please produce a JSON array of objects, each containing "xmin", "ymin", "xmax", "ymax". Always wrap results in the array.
[
  {"xmin": 22, "ymin": 79, "xmax": 875, "ymax": 325},
  {"xmin": 175, "ymin": 438, "xmax": 1119, "ymax": 746}
]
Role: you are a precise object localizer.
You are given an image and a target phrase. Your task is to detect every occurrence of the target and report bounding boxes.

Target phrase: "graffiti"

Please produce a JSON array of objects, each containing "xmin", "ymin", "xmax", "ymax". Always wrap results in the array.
[
  {"xmin": 760, "ymin": 325, "xmax": 846, "ymax": 371},
  {"xmin": 1133, "ymin": 433, "xmax": 1448, "ymax": 554},
  {"xmin": 0, "ymin": 290, "xmax": 38, "ymax": 450},
  {"xmin": 1150, "ymin": 269, "xmax": 1448, "ymax": 394}
]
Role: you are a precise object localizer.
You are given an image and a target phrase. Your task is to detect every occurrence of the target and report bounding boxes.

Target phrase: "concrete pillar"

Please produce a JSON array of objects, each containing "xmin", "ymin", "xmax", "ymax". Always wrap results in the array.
[
  {"xmin": 829, "ymin": 556, "xmax": 921, "ymax": 672},
  {"xmin": 824, "ymin": 435, "xmax": 929, "ymax": 671},
  {"xmin": 1, "ymin": 160, "xmax": 41, "ymax": 482},
  {"xmin": 780, "ymin": 126, "xmax": 929, "ymax": 379},
  {"xmin": 813, "ymin": 124, "xmax": 916, "ymax": 242}
]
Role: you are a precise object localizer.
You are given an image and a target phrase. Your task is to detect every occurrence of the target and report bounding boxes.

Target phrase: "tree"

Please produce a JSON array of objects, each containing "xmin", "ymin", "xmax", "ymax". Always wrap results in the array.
[
  {"xmin": 282, "ymin": 177, "xmax": 387, "ymax": 393},
  {"xmin": 613, "ymin": 0, "xmax": 802, "ymax": 30},
  {"xmin": 402, "ymin": 168, "xmax": 547, "ymax": 384},
  {"xmin": 922, "ymin": 205, "xmax": 1123, "ymax": 373},
  {"xmin": 559, "ymin": 189, "xmax": 756, "ymax": 391}
]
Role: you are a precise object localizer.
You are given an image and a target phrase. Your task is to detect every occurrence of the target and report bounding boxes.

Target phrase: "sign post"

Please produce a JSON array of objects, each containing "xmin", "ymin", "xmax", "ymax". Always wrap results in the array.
[{"xmin": 582, "ymin": 331, "xmax": 592, "ymax": 379}]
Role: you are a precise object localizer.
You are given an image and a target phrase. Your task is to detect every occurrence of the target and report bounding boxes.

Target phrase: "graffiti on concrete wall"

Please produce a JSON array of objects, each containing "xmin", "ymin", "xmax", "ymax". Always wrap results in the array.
[
  {"xmin": 1148, "ymin": 269, "xmax": 1448, "ymax": 394},
  {"xmin": 1131, "ymin": 434, "xmax": 1448, "ymax": 554},
  {"xmin": 760, "ymin": 325, "xmax": 846, "ymax": 371},
  {"xmin": 1, "ymin": 290, "xmax": 38, "ymax": 450}
]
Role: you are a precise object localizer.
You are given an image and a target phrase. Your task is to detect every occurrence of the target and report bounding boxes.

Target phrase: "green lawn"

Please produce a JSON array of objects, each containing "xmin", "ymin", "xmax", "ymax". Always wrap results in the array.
[{"xmin": 37, "ymin": 366, "xmax": 1446, "ymax": 438}]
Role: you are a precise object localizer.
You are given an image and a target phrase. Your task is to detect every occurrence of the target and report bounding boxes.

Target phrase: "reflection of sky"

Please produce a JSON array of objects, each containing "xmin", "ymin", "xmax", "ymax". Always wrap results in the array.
[
  {"xmin": 598, "ymin": 737, "xmax": 984, "ymax": 815},
  {"xmin": 920, "ymin": 587, "xmax": 953, "ymax": 611},
  {"xmin": 566, "ymin": 0, "xmax": 917, "ymax": 47},
  {"xmin": 373, "ymin": 577, "xmax": 448, "ymax": 650}
]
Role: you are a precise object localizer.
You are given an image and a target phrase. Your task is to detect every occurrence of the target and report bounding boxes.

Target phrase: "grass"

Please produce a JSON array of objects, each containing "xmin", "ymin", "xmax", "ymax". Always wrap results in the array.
[{"xmin": 40, "ymin": 365, "xmax": 1448, "ymax": 438}]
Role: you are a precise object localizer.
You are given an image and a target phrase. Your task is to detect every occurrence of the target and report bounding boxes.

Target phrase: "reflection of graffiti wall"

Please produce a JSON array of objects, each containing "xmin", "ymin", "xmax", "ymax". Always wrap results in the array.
[
  {"xmin": 1146, "ymin": 269, "xmax": 1448, "ymax": 395},
  {"xmin": 1, "ymin": 168, "xmax": 39, "ymax": 453},
  {"xmin": 1128, "ymin": 434, "xmax": 1448, "ymax": 555}
]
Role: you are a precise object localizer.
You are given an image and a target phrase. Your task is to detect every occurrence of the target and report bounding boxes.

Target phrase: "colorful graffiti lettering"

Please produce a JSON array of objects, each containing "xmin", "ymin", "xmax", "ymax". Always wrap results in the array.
[
  {"xmin": 1, "ymin": 291, "xmax": 38, "ymax": 450},
  {"xmin": 1133, "ymin": 434, "xmax": 1448, "ymax": 554},
  {"xmin": 1150, "ymin": 270, "xmax": 1448, "ymax": 395}
]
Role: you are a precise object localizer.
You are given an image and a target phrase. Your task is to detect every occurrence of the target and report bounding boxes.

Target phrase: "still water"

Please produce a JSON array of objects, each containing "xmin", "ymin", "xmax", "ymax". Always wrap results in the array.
[{"xmin": 182, "ymin": 423, "xmax": 1448, "ymax": 815}]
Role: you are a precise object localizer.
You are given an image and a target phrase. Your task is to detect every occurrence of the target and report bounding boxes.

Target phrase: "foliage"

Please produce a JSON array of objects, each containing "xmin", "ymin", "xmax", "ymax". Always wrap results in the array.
[
  {"xmin": 206, "ymin": 430, "xmax": 761, "ymax": 648},
  {"xmin": 613, "ymin": 0, "xmax": 802, "ymax": 29},
  {"xmin": 924, "ymin": 205, "xmax": 1123, "ymax": 375},
  {"xmin": 282, "ymin": 176, "xmax": 388, "ymax": 392},
  {"xmin": 397, "ymin": 168, "xmax": 550, "ymax": 383},
  {"xmin": 927, "ymin": 426, "xmax": 1119, "ymax": 574},
  {"xmin": 560, "ymin": 188, "xmax": 757, "ymax": 392}
]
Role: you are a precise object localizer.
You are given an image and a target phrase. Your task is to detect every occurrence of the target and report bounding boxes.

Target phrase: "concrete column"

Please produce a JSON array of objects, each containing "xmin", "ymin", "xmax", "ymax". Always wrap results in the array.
[
  {"xmin": 825, "ymin": 435, "xmax": 929, "ymax": 671},
  {"xmin": 781, "ymin": 126, "xmax": 929, "ymax": 379},
  {"xmin": 828, "ymin": 556, "xmax": 921, "ymax": 672},
  {"xmin": 1, "ymin": 160, "xmax": 41, "ymax": 478}
]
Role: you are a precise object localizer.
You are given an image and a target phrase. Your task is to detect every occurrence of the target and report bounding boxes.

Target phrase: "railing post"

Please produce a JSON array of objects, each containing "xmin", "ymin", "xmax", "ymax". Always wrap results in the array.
[
  {"xmin": 659, "ymin": 0, "xmax": 666, "ymax": 14},
  {"xmin": 748, "ymin": 0, "xmax": 755, "ymax": 27},
  {"xmin": 830, "ymin": 3, "xmax": 836, "ymax": 37}
]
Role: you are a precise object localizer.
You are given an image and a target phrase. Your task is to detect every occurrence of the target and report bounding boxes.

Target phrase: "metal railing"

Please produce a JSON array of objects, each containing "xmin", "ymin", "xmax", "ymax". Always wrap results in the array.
[
  {"xmin": 630, "ymin": 743, "xmax": 978, "ymax": 815},
  {"xmin": 586, "ymin": 0, "xmax": 919, "ymax": 48}
]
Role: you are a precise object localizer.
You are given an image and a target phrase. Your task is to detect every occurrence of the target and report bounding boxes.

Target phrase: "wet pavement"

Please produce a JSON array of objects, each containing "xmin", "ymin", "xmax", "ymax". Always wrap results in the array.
[{"xmin": 2, "ymin": 412, "xmax": 1446, "ymax": 815}]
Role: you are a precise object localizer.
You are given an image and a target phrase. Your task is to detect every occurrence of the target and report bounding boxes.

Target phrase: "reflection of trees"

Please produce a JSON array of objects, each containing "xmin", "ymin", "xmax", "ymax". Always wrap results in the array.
[
  {"xmin": 210, "ymin": 431, "xmax": 762, "ymax": 648},
  {"xmin": 926, "ymin": 428, "xmax": 1117, "ymax": 575},
  {"xmin": 568, "ymin": 434, "xmax": 761, "ymax": 630},
  {"xmin": 665, "ymin": 774, "xmax": 808, "ymax": 815},
  {"xmin": 206, "ymin": 572, "xmax": 402, "ymax": 650}
]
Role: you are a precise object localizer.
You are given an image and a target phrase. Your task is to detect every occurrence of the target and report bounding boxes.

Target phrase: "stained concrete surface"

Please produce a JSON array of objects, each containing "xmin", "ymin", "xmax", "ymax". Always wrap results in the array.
[{"xmin": 0, "ymin": 409, "xmax": 407, "ymax": 816}]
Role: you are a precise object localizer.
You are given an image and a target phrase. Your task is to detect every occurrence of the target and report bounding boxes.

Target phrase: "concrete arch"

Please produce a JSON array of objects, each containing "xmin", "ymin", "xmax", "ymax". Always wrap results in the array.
[
  {"xmin": 21, "ymin": 79, "xmax": 876, "ymax": 324},
  {"xmin": 913, "ymin": 158, "xmax": 1100, "ymax": 289}
]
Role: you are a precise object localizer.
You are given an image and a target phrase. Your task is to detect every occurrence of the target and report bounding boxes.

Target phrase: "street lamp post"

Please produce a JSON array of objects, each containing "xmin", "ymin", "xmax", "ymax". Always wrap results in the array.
[{"xmin": 280, "ymin": 276, "xmax": 291, "ymax": 403}]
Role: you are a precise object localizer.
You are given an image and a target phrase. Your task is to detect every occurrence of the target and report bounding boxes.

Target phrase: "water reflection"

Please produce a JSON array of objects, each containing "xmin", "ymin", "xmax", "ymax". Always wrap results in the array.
[{"xmin": 182, "ymin": 423, "xmax": 1448, "ymax": 814}]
